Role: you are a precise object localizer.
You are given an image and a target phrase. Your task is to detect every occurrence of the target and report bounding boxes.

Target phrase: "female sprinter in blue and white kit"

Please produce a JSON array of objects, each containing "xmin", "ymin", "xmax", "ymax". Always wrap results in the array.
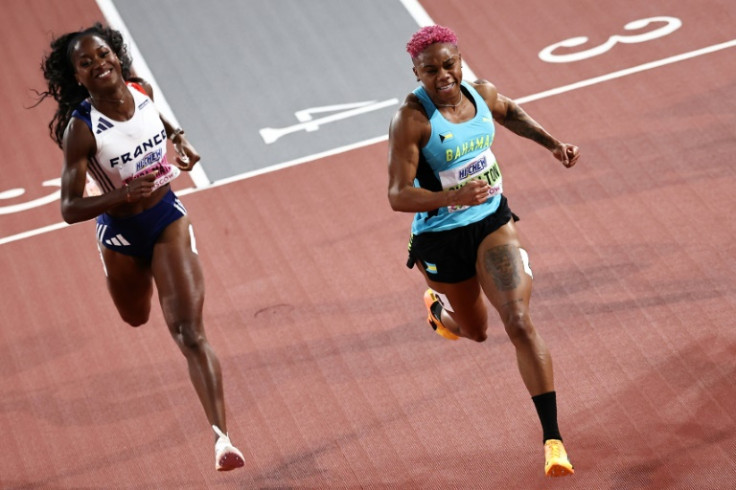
[
  {"xmin": 39, "ymin": 23, "xmax": 243, "ymax": 471},
  {"xmin": 388, "ymin": 25, "xmax": 580, "ymax": 478}
]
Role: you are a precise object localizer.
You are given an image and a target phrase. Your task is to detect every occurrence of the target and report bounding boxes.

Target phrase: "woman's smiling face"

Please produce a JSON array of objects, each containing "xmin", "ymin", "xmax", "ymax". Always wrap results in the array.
[{"xmin": 70, "ymin": 34, "xmax": 123, "ymax": 91}]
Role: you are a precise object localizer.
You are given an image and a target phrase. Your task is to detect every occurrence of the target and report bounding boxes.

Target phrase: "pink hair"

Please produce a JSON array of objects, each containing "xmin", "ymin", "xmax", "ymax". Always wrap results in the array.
[{"xmin": 406, "ymin": 25, "xmax": 458, "ymax": 59}]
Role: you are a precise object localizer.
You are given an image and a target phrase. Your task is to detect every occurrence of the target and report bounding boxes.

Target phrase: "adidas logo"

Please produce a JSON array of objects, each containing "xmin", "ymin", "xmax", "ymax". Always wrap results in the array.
[
  {"xmin": 96, "ymin": 117, "xmax": 114, "ymax": 134},
  {"xmin": 105, "ymin": 233, "xmax": 130, "ymax": 247}
]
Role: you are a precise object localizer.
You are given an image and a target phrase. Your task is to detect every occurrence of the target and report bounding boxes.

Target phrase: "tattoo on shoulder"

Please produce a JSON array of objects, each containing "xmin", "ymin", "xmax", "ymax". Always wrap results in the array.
[{"xmin": 483, "ymin": 245, "xmax": 521, "ymax": 291}]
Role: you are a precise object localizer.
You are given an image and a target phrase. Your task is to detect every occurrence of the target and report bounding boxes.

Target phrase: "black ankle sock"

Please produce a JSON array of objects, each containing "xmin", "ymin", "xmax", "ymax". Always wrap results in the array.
[{"xmin": 532, "ymin": 391, "xmax": 562, "ymax": 443}]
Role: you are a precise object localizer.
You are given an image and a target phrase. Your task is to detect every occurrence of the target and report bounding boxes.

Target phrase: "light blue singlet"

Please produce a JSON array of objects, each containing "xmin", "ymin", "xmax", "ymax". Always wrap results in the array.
[{"xmin": 411, "ymin": 81, "xmax": 503, "ymax": 235}]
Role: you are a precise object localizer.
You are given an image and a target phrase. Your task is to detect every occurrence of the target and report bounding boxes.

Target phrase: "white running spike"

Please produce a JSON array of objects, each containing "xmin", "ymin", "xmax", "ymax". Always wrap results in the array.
[{"xmin": 212, "ymin": 425, "xmax": 228, "ymax": 439}]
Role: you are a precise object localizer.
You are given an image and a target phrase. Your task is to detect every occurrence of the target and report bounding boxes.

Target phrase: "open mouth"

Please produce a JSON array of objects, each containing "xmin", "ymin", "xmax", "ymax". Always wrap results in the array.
[{"xmin": 95, "ymin": 68, "xmax": 112, "ymax": 79}]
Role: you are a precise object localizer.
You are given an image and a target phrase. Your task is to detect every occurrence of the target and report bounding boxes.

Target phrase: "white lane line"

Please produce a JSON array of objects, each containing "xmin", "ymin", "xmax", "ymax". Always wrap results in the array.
[
  {"xmin": 212, "ymin": 135, "xmax": 389, "ymax": 188},
  {"xmin": 95, "ymin": 0, "xmax": 211, "ymax": 188},
  {"xmin": 0, "ymin": 221, "xmax": 70, "ymax": 245},
  {"xmin": 2, "ymin": 37, "xmax": 734, "ymax": 247},
  {"xmin": 516, "ymin": 38, "xmax": 736, "ymax": 104}
]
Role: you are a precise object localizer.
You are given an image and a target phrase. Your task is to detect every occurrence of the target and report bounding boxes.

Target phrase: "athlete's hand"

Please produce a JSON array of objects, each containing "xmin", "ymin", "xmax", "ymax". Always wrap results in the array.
[
  {"xmin": 452, "ymin": 179, "xmax": 492, "ymax": 206},
  {"xmin": 552, "ymin": 143, "xmax": 580, "ymax": 168},
  {"xmin": 172, "ymin": 137, "xmax": 201, "ymax": 170},
  {"xmin": 124, "ymin": 172, "xmax": 157, "ymax": 203}
]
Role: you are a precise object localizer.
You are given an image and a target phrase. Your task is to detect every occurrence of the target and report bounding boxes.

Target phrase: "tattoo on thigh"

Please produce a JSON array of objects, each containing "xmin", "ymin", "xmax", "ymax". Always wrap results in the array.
[{"xmin": 484, "ymin": 245, "xmax": 520, "ymax": 291}]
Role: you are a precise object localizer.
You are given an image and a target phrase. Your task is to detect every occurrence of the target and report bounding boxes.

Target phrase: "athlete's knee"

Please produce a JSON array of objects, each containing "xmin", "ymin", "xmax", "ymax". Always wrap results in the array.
[
  {"xmin": 459, "ymin": 318, "xmax": 488, "ymax": 343},
  {"xmin": 171, "ymin": 320, "xmax": 206, "ymax": 352},
  {"xmin": 112, "ymin": 289, "xmax": 153, "ymax": 327},
  {"xmin": 120, "ymin": 310, "xmax": 149, "ymax": 327},
  {"xmin": 502, "ymin": 309, "xmax": 534, "ymax": 343}
]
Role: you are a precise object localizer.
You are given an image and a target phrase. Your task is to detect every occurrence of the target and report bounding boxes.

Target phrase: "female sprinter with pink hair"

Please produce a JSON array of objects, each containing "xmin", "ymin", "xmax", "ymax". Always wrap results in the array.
[{"xmin": 388, "ymin": 25, "xmax": 579, "ymax": 477}]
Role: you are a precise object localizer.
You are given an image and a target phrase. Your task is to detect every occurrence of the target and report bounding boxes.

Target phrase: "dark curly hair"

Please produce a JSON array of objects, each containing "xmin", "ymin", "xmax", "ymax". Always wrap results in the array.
[{"xmin": 36, "ymin": 22, "xmax": 133, "ymax": 148}]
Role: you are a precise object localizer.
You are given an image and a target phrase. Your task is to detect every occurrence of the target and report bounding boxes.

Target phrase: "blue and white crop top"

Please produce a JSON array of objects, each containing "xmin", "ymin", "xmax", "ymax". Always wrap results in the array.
[
  {"xmin": 411, "ymin": 81, "xmax": 503, "ymax": 235},
  {"xmin": 71, "ymin": 83, "xmax": 180, "ymax": 194}
]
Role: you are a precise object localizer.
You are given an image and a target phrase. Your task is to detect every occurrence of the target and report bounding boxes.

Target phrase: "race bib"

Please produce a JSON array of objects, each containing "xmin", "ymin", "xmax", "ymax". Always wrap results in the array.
[
  {"xmin": 438, "ymin": 149, "xmax": 502, "ymax": 213},
  {"xmin": 122, "ymin": 153, "xmax": 180, "ymax": 191}
]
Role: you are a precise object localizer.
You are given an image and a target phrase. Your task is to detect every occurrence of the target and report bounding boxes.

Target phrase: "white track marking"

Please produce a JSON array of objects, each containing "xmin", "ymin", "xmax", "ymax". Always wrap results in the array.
[
  {"xmin": 519, "ymin": 38, "xmax": 736, "ymax": 104},
  {"xmin": 209, "ymin": 37, "xmax": 736, "ymax": 190},
  {"xmin": 2, "ymin": 14, "xmax": 734, "ymax": 247}
]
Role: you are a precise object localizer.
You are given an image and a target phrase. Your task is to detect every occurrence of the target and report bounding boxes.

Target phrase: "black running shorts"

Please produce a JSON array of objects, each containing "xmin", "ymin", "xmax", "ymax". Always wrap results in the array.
[{"xmin": 406, "ymin": 195, "xmax": 518, "ymax": 283}]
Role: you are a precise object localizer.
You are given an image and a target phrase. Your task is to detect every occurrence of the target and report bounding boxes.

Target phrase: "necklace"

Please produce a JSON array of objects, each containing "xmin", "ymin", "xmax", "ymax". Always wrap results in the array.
[
  {"xmin": 90, "ymin": 93, "xmax": 126, "ymax": 106},
  {"xmin": 435, "ymin": 90, "xmax": 463, "ymax": 109}
]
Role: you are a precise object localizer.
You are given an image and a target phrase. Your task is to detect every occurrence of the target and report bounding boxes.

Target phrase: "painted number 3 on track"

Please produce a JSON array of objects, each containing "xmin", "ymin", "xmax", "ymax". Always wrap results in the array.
[{"xmin": 539, "ymin": 16, "xmax": 682, "ymax": 63}]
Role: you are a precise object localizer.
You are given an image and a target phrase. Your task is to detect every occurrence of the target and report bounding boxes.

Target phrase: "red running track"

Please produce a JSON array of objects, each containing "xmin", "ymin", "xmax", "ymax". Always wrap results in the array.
[{"xmin": 1, "ymin": 0, "xmax": 735, "ymax": 488}]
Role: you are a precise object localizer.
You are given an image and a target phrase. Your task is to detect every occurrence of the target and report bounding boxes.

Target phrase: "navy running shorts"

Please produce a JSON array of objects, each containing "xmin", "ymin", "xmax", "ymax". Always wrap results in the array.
[
  {"xmin": 406, "ymin": 195, "xmax": 519, "ymax": 283},
  {"xmin": 96, "ymin": 189, "xmax": 187, "ymax": 259}
]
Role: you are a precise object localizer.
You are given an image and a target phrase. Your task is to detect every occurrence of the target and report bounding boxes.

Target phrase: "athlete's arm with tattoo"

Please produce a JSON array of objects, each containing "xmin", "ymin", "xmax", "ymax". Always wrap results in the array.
[
  {"xmin": 493, "ymin": 95, "xmax": 558, "ymax": 150},
  {"xmin": 474, "ymin": 79, "xmax": 580, "ymax": 168}
]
